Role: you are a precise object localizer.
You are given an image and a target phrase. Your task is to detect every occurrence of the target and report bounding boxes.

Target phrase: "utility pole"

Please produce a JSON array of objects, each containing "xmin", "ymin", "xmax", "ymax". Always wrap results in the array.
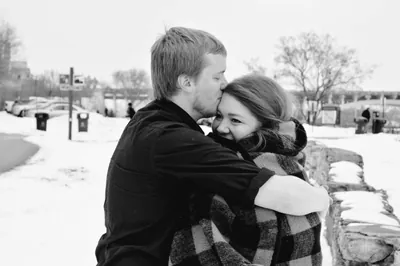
[
  {"xmin": 382, "ymin": 96, "xmax": 386, "ymax": 119},
  {"xmin": 68, "ymin": 67, "xmax": 74, "ymax": 140}
]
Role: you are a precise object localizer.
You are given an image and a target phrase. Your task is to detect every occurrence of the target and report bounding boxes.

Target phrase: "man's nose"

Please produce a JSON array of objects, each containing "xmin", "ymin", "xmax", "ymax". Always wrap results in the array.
[{"xmin": 220, "ymin": 77, "xmax": 228, "ymax": 90}]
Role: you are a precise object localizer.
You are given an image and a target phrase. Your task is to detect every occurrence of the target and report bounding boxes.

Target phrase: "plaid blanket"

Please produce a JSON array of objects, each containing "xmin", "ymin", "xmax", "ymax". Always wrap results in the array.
[{"xmin": 169, "ymin": 119, "xmax": 322, "ymax": 266}]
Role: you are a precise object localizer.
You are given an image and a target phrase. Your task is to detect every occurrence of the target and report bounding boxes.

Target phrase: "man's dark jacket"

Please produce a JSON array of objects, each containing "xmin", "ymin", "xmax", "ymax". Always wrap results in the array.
[
  {"xmin": 95, "ymin": 99, "xmax": 275, "ymax": 266},
  {"xmin": 127, "ymin": 106, "xmax": 135, "ymax": 119},
  {"xmin": 361, "ymin": 109, "xmax": 371, "ymax": 122}
]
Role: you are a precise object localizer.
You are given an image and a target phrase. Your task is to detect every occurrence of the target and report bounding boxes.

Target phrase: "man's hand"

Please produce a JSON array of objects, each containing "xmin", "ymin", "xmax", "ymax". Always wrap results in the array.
[{"xmin": 254, "ymin": 174, "xmax": 331, "ymax": 216}]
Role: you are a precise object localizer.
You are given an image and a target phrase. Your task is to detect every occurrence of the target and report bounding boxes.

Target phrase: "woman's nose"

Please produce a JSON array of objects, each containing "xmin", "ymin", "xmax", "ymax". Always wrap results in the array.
[{"xmin": 216, "ymin": 121, "xmax": 230, "ymax": 134}]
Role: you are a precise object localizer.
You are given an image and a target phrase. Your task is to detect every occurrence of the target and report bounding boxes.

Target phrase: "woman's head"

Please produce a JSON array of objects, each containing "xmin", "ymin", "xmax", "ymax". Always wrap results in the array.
[{"xmin": 212, "ymin": 74, "xmax": 294, "ymax": 142}]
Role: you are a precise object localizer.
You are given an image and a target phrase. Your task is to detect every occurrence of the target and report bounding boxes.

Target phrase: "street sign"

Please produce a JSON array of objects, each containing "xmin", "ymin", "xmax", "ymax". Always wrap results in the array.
[
  {"xmin": 59, "ymin": 73, "xmax": 84, "ymax": 91},
  {"xmin": 60, "ymin": 85, "xmax": 82, "ymax": 91},
  {"xmin": 60, "ymin": 84, "xmax": 72, "ymax": 91},
  {"xmin": 59, "ymin": 74, "xmax": 70, "ymax": 85},
  {"xmin": 73, "ymin": 75, "xmax": 85, "ymax": 87}
]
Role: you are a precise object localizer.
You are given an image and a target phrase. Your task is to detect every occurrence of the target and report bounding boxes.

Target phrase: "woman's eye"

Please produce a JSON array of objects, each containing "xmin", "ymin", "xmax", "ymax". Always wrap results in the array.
[
  {"xmin": 231, "ymin": 118, "xmax": 241, "ymax": 124},
  {"xmin": 215, "ymin": 114, "xmax": 222, "ymax": 119},
  {"xmin": 214, "ymin": 77, "xmax": 220, "ymax": 81}
]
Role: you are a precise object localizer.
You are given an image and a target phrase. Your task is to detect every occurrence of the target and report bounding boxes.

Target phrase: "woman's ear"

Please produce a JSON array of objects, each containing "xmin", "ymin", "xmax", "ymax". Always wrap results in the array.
[{"xmin": 177, "ymin": 74, "xmax": 194, "ymax": 93}]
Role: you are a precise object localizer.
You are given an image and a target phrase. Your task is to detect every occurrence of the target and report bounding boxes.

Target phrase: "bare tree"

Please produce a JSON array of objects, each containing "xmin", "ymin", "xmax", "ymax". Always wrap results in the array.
[
  {"xmin": 244, "ymin": 57, "xmax": 267, "ymax": 75},
  {"xmin": 112, "ymin": 68, "xmax": 150, "ymax": 89},
  {"xmin": 84, "ymin": 75, "xmax": 99, "ymax": 89},
  {"xmin": 0, "ymin": 21, "xmax": 21, "ymax": 80},
  {"xmin": 112, "ymin": 70, "xmax": 125, "ymax": 89},
  {"xmin": 274, "ymin": 32, "xmax": 375, "ymax": 120},
  {"xmin": 127, "ymin": 69, "xmax": 150, "ymax": 90},
  {"xmin": 35, "ymin": 70, "xmax": 60, "ymax": 96}
]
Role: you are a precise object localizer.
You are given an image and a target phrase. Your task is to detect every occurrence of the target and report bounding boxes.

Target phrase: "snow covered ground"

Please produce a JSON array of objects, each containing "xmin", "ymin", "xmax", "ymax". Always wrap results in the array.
[
  {"xmin": 1, "ymin": 111, "xmax": 399, "ymax": 266},
  {"xmin": 0, "ymin": 112, "xmax": 128, "ymax": 266},
  {"xmin": 304, "ymin": 124, "xmax": 400, "ymax": 220}
]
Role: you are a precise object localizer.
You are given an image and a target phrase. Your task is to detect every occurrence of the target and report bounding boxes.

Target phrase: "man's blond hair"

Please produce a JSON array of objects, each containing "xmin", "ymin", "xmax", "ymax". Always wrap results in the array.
[{"xmin": 151, "ymin": 27, "xmax": 227, "ymax": 100}]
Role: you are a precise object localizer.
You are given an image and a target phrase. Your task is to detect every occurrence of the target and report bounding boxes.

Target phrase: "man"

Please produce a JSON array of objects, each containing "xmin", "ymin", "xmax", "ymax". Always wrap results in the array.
[
  {"xmin": 126, "ymin": 102, "xmax": 135, "ymax": 119},
  {"xmin": 361, "ymin": 107, "xmax": 371, "ymax": 122},
  {"xmin": 95, "ymin": 27, "xmax": 330, "ymax": 266},
  {"xmin": 361, "ymin": 107, "xmax": 371, "ymax": 133}
]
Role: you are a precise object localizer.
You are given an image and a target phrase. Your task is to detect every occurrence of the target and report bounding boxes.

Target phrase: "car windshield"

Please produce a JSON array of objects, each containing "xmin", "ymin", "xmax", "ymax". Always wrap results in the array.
[
  {"xmin": 17, "ymin": 100, "xmax": 31, "ymax": 104},
  {"xmin": 38, "ymin": 102, "xmax": 55, "ymax": 108}
]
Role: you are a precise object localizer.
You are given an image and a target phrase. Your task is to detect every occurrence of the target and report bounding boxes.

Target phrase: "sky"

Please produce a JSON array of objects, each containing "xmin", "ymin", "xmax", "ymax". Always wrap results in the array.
[{"xmin": 0, "ymin": 0, "xmax": 399, "ymax": 91}]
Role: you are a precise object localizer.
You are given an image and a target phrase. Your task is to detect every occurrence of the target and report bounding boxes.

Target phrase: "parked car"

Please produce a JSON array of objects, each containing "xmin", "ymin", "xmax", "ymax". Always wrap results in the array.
[
  {"xmin": 25, "ymin": 102, "xmax": 88, "ymax": 118},
  {"xmin": 11, "ymin": 97, "xmax": 50, "ymax": 117},
  {"xmin": 4, "ymin": 101, "xmax": 16, "ymax": 113}
]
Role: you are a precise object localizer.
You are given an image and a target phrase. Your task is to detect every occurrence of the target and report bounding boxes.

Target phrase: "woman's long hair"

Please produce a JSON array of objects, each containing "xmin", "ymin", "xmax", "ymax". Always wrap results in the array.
[{"xmin": 223, "ymin": 74, "xmax": 296, "ymax": 151}]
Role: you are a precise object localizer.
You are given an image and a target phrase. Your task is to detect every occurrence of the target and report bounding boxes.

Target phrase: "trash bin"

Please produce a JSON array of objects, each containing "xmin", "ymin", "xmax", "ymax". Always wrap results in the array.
[
  {"xmin": 372, "ymin": 118, "xmax": 386, "ymax": 134},
  {"xmin": 354, "ymin": 116, "xmax": 368, "ymax": 134},
  {"xmin": 77, "ymin": 112, "xmax": 89, "ymax": 132},
  {"xmin": 35, "ymin": 113, "xmax": 49, "ymax": 131}
]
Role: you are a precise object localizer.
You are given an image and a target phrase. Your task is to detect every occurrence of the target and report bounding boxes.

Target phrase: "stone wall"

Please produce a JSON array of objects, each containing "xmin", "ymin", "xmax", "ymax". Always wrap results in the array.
[{"xmin": 304, "ymin": 141, "xmax": 400, "ymax": 265}]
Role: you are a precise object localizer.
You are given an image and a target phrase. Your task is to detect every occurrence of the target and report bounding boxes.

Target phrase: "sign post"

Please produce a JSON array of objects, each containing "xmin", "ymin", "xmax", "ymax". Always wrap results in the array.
[
  {"xmin": 59, "ymin": 68, "xmax": 84, "ymax": 140},
  {"xmin": 382, "ymin": 96, "xmax": 386, "ymax": 119},
  {"xmin": 68, "ymin": 67, "xmax": 74, "ymax": 140}
]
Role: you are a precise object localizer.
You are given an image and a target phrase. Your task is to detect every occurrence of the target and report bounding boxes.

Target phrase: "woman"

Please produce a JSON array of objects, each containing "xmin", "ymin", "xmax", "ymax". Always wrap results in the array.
[{"xmin": 169, "ymin": 74, "xmax": 324, "ymax": 266}]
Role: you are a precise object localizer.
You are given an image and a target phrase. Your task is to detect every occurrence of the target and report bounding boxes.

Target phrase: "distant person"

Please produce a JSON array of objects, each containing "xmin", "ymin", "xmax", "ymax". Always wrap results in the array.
[
  {"xmin": 104, "ymin": 107, "xmax": 108, "ymax": 117},
  {"xmin": 361, "ymin": 107, "xmax": 371, "ymax": 122},
  {"xmin": 127, "ymin": 102, "xmax": 135, "ymax": 119}
]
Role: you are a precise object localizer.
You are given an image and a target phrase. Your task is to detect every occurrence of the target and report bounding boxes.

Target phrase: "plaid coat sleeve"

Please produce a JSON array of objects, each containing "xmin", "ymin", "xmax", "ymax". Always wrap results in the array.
[{"xmin": 169, "ymin": 189, "xmax": 322, "ymax": 266}]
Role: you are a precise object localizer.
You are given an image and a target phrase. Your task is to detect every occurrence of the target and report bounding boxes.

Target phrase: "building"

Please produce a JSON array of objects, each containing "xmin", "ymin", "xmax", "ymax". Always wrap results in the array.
[{"xmin": 9, "ymin": 61, "xmax": 31, "ymax": 80}]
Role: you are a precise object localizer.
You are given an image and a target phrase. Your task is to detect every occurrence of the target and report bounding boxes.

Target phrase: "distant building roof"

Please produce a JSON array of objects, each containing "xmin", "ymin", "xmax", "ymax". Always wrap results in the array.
[
  {"xmin": 10, "ymin": 61, "xmax": 30, "ymax": 80},
  {"xmin": 10, "ymin": 61, "xmax": 28, "ymax": 69}
]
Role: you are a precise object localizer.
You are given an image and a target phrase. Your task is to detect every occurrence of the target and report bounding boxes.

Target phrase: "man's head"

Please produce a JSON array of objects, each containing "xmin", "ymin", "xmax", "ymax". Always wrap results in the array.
[{"xmin": 151, "ymin": 27, "xmax": 227, "ymax": 118}]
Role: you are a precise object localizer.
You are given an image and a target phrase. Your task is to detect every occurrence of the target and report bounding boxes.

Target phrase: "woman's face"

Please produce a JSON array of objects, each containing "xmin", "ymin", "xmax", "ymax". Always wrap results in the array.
[{"xmin": 212, "ymin": 93, "xmax": 261, "ymax": 141}]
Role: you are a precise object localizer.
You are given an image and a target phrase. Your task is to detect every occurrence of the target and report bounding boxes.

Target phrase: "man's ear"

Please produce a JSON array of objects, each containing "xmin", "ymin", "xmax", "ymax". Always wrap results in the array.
[{"xmin": 177, "ymin": 74, "xmax": 194, "ymax": 93}]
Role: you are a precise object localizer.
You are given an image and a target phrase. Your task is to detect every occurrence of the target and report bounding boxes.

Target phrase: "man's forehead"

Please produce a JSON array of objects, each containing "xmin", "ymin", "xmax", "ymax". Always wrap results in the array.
[{"xmin": 203, "ymin": 54, "xmax": 226, "ymax": 71}]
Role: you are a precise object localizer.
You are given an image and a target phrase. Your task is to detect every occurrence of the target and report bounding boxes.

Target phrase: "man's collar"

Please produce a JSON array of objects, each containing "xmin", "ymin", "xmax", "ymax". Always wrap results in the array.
[{"xmin": 155, "ymin": 99, "xmax": 204, "ymax": 134}]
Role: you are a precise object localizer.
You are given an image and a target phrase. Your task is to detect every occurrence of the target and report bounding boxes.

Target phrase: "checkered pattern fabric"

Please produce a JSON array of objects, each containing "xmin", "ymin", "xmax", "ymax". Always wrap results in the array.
[{"xmin": 169, "ymin": 119, "xmax": 322, "ymax": 266}]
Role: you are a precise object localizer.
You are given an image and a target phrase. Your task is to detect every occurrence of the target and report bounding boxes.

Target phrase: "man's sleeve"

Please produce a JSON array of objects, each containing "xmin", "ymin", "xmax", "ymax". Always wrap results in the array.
[{"xmin": 153, "ymin": 126, "xmax": 275, "ymax": 206}]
